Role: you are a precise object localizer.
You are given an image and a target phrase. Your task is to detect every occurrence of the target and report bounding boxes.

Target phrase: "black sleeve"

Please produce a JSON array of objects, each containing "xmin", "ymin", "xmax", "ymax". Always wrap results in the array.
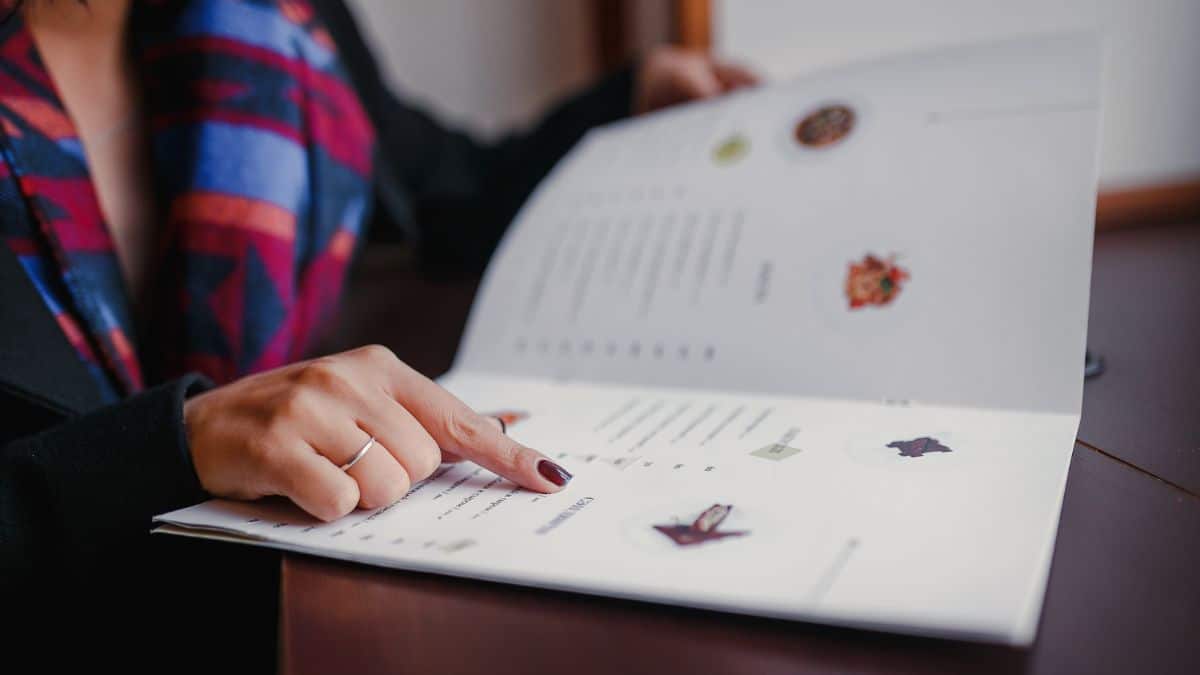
[
  {"xmin": 314, "ymin": 0, "xmax": 636, "ymax": 276},
  {"xmin": 0, "ymin": 375, "xmax": 211, "ymax": 589},
  {"xmin": 389, "ymin": 67, "xmax": 635, "ymax": 277}
]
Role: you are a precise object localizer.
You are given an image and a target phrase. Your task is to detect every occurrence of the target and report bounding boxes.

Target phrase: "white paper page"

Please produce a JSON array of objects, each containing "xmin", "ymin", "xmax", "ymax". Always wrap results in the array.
[
  {"xmin": 158, "ymin": 372, "xmax": 1077, "ymax": 645},
  {"xmin": 455, "ymin": 34, "xmax": 1101, "ymax": 414}
]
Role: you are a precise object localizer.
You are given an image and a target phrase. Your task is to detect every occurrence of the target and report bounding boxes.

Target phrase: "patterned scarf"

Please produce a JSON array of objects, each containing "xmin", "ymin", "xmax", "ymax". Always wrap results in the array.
[{"xmin": 0, "ymin": 0, "xmax": 374, "ymax": 402}]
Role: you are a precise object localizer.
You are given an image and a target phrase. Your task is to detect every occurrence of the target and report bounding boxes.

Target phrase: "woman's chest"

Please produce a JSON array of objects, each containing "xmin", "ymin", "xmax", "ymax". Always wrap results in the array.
[{"xmin": 30, "ymin": 4, "xmax": 156, "ymax": 301}]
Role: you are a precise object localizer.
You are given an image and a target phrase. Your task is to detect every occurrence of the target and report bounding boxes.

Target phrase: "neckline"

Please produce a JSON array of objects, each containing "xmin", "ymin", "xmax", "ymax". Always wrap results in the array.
[{"xmin": 0, "ymin": 9, "xmax": 146, "ymax": 393}]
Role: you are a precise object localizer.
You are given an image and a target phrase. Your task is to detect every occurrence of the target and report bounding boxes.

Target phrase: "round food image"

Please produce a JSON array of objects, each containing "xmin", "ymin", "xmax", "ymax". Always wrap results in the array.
[
  {"xmin": 845, "ymin": 253, "xmax": 908, "ymax": 309},
  {"xmin": 794, "ymin": 104, "xmax": 855, "ymax": 148},
  {"xmin": 712, "ymin": 133, "xmax": 750, "ymax": 166}
]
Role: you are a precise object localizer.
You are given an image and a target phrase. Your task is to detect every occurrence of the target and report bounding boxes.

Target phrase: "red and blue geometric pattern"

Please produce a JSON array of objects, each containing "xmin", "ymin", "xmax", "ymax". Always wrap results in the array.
[{"xmin": 0, "ymin": 0, "xmax": 374, "ymax": 401}]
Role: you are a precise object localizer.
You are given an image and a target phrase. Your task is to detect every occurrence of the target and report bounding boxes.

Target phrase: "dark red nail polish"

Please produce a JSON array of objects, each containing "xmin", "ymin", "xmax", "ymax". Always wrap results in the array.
[{"xmin": 537, "ymin": 459, "xmax": 573, "ymax": 486}]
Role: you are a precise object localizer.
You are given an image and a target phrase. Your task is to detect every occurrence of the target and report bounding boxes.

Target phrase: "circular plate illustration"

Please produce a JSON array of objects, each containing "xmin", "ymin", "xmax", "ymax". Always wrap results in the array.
[
  {"xmin": 773, "ymin": 94, "xmax": 871, "ymax": 166},
  {"xmin": 712, "ymin": 133, "xmax": 751, "ymax": 166},
  {"xmin": 794, "ymin": 104, "xmax": 856, "ymax": 148}
]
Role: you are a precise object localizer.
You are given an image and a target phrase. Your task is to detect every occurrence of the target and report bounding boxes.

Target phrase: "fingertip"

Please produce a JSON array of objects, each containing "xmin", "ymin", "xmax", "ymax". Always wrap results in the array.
[
  {"xmin": 310, "ymin": 492, "xmax": 355, "ymax": 522},
  {"xmin": 309, "ymin": 474, "xmax": 359, "ymax": 521},
  {"xmin": 328, "ymin": 483, "xmax": 360, "ymax": 520},
  {"xmin": 313, "ymin": 509, "xmax": 341, "ymax": 524},
  {"xmin": 536, "ymin": 458, "xmax": 573, "ymax": 490}
]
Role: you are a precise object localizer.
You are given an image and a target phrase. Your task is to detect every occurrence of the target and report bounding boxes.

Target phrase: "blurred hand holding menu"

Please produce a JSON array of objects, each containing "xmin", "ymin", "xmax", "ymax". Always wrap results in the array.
[{"xmin": 157, "ymin": 34, "xmax": 1101, "ymax": 646}]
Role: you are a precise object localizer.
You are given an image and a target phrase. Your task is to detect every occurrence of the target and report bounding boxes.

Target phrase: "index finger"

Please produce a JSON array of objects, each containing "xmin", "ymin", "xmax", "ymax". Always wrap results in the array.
[{"xmin": 383, "ymin": 363, "xmax": 573, "ymax": 493}]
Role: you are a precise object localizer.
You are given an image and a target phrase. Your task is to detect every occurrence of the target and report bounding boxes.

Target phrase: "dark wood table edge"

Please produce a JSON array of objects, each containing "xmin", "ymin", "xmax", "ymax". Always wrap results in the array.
[{"xmin": 1074, "ymin": 438, "xmax": 1200, "ymax": 500}]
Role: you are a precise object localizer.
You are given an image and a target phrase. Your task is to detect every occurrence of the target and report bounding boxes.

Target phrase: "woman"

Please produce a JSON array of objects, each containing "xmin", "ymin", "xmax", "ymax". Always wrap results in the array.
[{"xmin": 0, "ymin": 0, "xmax": 754, "ymax": 664}]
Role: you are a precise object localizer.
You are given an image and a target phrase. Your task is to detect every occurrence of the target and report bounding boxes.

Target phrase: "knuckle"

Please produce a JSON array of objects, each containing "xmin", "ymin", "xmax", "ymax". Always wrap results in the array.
[
  {"xmin": 356, "ymin": 344, "xmax": 396, "ymax": 367},
  {"xmin": 407, "ymin": 441, "xmax": 441, "ymax": 482},
  {"xmin": 295, "ymin": 359, "xmax": 345, "ymax": 393},
  {"xmin": 274, "ymin": 388, "xmax": 316, "ymax": 423},
  {"xmin": 497, "ymin": 439, "xmax": 526, "ymax": 471},
  {"xmin": 444, "ymin": 410, "xmax": 488, "ymax": 450},
  {"xmin": 360, "ymin": 473, "xmax": 409, "ymax": 510}
]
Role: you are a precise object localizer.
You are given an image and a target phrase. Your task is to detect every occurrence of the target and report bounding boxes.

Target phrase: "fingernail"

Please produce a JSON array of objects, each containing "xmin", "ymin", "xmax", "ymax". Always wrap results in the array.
[{"xmin": 537, "ymin": 459, "xmax": 573, "ymax": 487}]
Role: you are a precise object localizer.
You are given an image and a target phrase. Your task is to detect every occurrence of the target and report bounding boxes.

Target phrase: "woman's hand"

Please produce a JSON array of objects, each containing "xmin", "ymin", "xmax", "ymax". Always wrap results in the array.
[
  {"xmin": 183, "ymin": 345, "xmax": 572, "ymax": 522},
  {"xmin": 633, "ymin": 46, "xmax": 759, "ymax": 115}
]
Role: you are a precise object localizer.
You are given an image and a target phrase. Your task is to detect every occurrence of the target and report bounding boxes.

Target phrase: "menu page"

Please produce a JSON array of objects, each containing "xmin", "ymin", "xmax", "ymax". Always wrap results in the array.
[
  {"xmin": 155, "ymin": 34, "xmax": 1101, "ymax": 646},
  {"xmin": 159, "ymin": 373, "xmax": 1077, "ymax": 644},
  {"xmin": 456, "ymin": 33, "xmax": 1100, "ymax": 413}
]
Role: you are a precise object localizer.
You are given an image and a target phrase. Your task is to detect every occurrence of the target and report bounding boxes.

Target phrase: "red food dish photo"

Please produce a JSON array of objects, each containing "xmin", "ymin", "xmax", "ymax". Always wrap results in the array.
[{"xmin": 845, "ymin": 254, "xmax": 909, "ymax": 309}]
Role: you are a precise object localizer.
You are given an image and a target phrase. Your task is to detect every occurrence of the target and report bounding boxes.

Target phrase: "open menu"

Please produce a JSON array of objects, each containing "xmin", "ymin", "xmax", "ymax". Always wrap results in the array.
[{"xmin": 155, "ymin": 34, "xmax": 1102, "ymax": 645}]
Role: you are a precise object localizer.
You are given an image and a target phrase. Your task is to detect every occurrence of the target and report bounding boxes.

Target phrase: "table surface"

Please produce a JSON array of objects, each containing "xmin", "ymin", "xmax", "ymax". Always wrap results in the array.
[
  {"xmin": 287, "ymin": 223, "xmax": 1200, "ymax": 675},
  {"xmin": 1077, "ymin": 222, "xmax": 1200, "ymax": 496}
]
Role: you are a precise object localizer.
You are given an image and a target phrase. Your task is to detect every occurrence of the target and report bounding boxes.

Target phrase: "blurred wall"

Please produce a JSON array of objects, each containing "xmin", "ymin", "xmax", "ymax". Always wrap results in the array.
[
  {"xmin": 343, "ymin": 0, "xmax": 597, "ymax": 138},
  {"xmin": 714, "ymin": 0, "xmax": 1200, "ymax": 190}
]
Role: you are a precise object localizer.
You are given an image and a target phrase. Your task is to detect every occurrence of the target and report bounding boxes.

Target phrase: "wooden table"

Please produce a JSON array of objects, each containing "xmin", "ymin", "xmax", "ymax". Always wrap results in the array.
[
  {"xmin": 1077, "ymin": 222, "xmax": 1200, "ymax": 496},
  {"xmin": 286, "ymin": 223, "xmax": 1200, "ymax": 675}
]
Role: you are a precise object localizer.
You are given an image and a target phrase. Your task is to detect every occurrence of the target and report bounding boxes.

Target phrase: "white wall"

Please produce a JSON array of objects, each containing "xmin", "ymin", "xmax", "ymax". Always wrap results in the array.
[
  {"xmin": 715, "ymin": 0, "xmax": 1200, "ymax": 189},
  {"xmin": 344, "ymin": 0, "xmax": 597, "ymax": 138}
]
